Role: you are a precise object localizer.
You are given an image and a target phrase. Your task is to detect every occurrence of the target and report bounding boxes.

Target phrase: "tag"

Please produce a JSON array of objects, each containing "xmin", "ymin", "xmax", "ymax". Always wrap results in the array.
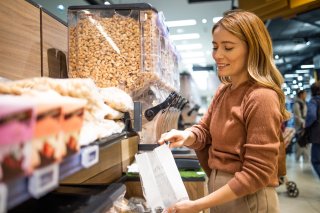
[
  {"xmin": 81, "ymin": 145, "xmax": 99, "ymax": 168},
  {"xmin": 28, "ymin": 163, "xmax": 59, "ymax": 199},
  {"xmin": 0, "ymin": 183, "xmax": 8, "ymax": 213}
]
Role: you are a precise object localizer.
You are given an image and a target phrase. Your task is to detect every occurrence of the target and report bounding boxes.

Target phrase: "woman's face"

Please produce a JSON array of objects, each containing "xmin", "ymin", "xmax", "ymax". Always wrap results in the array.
[{"xmin": 212, "ymin": 26, "xmax": 249, "ymax": 84}]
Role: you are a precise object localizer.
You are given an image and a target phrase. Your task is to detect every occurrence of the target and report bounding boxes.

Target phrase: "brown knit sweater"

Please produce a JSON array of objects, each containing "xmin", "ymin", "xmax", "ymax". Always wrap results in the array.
[{"xmin": 187, "ymin": 81, "xmax": 282, "ymax": 197}]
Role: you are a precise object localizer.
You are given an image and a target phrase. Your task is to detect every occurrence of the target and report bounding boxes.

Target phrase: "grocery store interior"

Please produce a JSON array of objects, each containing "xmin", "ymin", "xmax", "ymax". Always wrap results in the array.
[{"xmin": 0, "ymin": 0, "xmax": 320, "ymax": 212}]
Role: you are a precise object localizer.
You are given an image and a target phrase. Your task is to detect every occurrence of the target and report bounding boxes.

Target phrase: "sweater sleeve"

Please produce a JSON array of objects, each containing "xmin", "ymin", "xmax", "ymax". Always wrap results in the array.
[
  {"xmin": 186, "ymin": 84, "xmax": 226, "ymax": 150},
  {"xmin": 228, "ymin": 88, "xmax": 282, "ymax": 197}
]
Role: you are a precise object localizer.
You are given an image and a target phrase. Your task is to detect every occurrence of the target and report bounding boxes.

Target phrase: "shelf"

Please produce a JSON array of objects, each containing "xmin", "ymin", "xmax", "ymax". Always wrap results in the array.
[{"xmin": 3, "ymin": 132, "xmax": 128, "ymax": 211}]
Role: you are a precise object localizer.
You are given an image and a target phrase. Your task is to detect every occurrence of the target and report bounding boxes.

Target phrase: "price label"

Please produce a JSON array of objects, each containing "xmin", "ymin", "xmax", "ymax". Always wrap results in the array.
[
  {"xmin": 28, "ymin": 163, "xmax": 59, "ymax": 199},
  {"xmin": 0, "ymin": 183, "xmax": 8, "ymax": 213},
  {"xmin": 81, "ymin": 145, "xmax": 99, "ymax": 168}
]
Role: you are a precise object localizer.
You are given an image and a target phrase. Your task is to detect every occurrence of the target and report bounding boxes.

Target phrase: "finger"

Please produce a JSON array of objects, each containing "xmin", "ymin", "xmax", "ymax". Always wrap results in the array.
[
  {"xmin": 158, "ymin": 130, "xmax": 177, "ymax": 144},
  {"xmin": 168, "ymin": 141, "xmax": 183, "ymax": 149},
  {"xmin": 167, "ymin": 207, "xmax": 177, "ymax": 213},
  {"xmin": 158, "ymin": 132, "xmax": 170, "ymax": 144}
]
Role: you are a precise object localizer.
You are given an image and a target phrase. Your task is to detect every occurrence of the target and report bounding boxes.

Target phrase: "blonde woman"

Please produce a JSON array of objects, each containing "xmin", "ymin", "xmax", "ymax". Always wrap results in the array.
[{"xmin": 159, "ymin": 10, "xmax": 290, "ymax": 213}]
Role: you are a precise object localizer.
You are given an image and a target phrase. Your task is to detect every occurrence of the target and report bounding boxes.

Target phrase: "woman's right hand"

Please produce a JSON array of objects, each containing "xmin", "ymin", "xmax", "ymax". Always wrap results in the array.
[{"xmin": 158, "ymin": 129, "xmax": 196, "ymax": 148}]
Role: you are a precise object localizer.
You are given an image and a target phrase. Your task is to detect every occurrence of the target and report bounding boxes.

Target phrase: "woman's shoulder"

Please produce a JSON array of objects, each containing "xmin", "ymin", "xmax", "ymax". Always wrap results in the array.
[
  {"xmin": 244, "ymin": 83, "xmax": 279, "ymax": 104},
  {"xmin": 246, "ymin": 83, "xmax": 277, "ymax": 96}
]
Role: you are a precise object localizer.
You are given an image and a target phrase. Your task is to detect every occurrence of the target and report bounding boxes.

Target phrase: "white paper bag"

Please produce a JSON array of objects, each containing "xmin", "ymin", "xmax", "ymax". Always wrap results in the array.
[{"xmin": 135, "ymin": 144, "xmax": 189, "ymax": 212}]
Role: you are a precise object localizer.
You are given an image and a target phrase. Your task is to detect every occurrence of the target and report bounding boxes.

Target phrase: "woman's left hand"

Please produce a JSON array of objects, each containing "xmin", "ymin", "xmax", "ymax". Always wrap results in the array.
[{"xmin": 165, "ymin": 200, "xmax": 200, "ymax": 213}]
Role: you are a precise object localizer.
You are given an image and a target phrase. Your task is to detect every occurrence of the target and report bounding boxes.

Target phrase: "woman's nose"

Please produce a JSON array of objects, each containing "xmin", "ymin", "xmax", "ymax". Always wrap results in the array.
[{"xmin": 212, "ymin": 49, "xmax": 223, "ymax": 60}]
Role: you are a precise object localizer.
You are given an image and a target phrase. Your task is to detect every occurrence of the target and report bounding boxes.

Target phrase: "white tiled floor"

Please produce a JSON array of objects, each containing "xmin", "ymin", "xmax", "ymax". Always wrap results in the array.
[{"xmin": 277, "ymin": 153, "xmax": 320, "ymax": 213}]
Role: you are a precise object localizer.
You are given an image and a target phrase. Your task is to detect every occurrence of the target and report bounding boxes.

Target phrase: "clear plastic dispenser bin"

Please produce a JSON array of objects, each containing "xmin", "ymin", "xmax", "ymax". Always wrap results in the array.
[{"xmin": 68, "ymin": 4, "xmax": 165, "ymax": 94}]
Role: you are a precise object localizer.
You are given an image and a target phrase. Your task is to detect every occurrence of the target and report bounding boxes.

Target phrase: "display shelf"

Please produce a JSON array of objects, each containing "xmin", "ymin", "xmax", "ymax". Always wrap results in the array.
[
  {"xmin": 8, "ymin": 183, "xmax": 126, "ymax": 213},
  {"xmin": 3, "ymin": 132, "xmax": 128, "ymax": 211}
]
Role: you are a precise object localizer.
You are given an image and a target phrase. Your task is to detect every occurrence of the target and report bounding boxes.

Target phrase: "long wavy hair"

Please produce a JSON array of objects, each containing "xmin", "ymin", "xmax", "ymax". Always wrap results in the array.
[{"xmin": 212, "ymin": 9, "xmax": 290, "ymax": 120}]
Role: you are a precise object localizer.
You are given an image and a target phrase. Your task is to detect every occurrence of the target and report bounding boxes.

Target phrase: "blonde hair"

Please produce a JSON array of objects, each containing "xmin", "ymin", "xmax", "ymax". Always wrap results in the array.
[{"xmin": 212, "ymin": 10, "xmax": 290, "ymax": 120}]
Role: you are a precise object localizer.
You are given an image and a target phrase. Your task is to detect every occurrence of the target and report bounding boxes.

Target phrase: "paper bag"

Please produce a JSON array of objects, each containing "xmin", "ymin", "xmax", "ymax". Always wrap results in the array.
[{"xmin": 135, "ymin": 144, "xmax": 189, "ymax": 212}]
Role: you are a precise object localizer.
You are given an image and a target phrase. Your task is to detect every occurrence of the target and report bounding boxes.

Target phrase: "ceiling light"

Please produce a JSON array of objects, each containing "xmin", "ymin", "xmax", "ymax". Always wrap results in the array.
[
  {"xmin": 297, "ymin": 76, "xmax": 303, "ymax": 81},
  {"xmin": 275, "ymin": 55, "xmax": 279, "ymax": 59},
  {"xmin": 170, "ymin": 33, "xmax": 200, "ymax": 41},
  {"xmin": 202, "ymin": 19, "xmax": 207, "ymax": 24},
  {"xmin": 180, "ymin": 51, "xmax": 205, "ymax": 58},
  {"xmin": 182, "ymin": 57, "xmax": 207, "ymax": 64},
  {"xmin": 176, "ymin": 43, "xmax": 203, "ymax": 50},
  {"xmin": 275, "ymin": 58, "xmax": 284, "ymax": 64},
  {"xmin": 57, "ymin": 4, "xmax": 64, "ymax": 10},
  {"xmin": 165, "ymin": 19, "xmax": 197, "ymax": 27},
  {"xmin": 284, "ymin": 74, "xmax": 299, "ymax": 78},
  {"xmin": 176, "ymin": 28, "xmax": 184, "ymax": 33},
  {"xmin": 295, "ymin": 70, "xmax": 309, "ymax": 74},
  {"xmin": 306, "ymin": 41, "xmax": 311, "ymax": 45},
  {"xmin": 293, "ymin": 80, "xmax": 297, "ymax": 84},
  {"xmin": 212, "ymin": 17, "xmax": 222, "ymax": 23},
  {"xmin": 301, "ymin": 64, "xmax": 315, "ymax": 69}
]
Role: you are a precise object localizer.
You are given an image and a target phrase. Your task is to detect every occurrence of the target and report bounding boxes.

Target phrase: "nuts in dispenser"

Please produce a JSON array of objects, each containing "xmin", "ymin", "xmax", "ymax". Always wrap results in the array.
[{"xmin": 68, "ymin": 3, "xmax": 179, "ymax": 95}]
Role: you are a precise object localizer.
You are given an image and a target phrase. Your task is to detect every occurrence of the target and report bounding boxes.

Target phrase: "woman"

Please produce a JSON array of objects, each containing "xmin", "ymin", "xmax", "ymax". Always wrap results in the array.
[
  {"xmin": 305, "ymin": 81, "xmax": 320, "ymax": 177},
  {"xmin": 159, "ymin": 10, "xmax": 290, "ymax": 213}
]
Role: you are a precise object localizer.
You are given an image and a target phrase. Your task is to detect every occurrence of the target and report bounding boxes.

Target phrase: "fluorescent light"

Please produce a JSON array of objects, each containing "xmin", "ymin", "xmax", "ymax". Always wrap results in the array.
[
  {"xmin": 176, "ymin": 28, "xmax": 184, "ymax": 33},
  {"xmin": 284, "ymin": 74, "xmax": 299, "ymax": 78},
  {"xmin": 182, "ymin": 57, "xmax": 207, "ymax": 64},
  {"xmin": 165, "ymin": 19, "xmax": 197, "ymax": 27},
  {"xmin": 180, "ymin": 51, "xmax": 204, "ymax": 58},
  {"xmin": 293, "ymin": 80, "xmax": 297, "ymax": 84},
  {"xmin": 176, "ymin": 43, "xmax": 203, "ymax": 51},
  {"xmin": 275, "ymin": 58, "xmax": 284, "ymax": 64},
  {"xmin": 104, "ymin": 1, "xmax": 111, "ymax": 5},
  {"xmin": 170, "ymin": 33, "xmax": 200, "ymax": 41},
  {"xmin": 57, "ymin": 4, "xmax": 64, "ymax": 10},
  {"xmin": 295, "ymin": 70, "xmax": 309, "ymax": 74},
  {"xmin": 297, "ymin": 76, "xmax": 303, "ymax": 81},
  {"xmin": 212, "ymin": 17, "xmax": 222, "ymax": 23},
  {"xmin": 301, "ymin": 64, "xmax": 315, "ymax": 69}
]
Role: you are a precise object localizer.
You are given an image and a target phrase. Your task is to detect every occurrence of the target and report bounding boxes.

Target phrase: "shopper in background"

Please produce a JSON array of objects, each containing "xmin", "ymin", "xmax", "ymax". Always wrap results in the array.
[
  {"xmin": 293, "ymin": 90, "xmax": 310, "ymax": 162},
  {"xmin": 159, "ymin": 9, "xmax": 290, "ymax": 213},
  {"xmin": 305, "ymin": 81, "xmax": 320, "ymax": 178}
]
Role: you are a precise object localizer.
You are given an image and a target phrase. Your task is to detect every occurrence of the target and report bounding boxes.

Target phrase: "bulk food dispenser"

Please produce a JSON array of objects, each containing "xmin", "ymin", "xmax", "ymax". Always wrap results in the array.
[
  {"xmin": 68, "ymin": 3, "xmax": 179, "ymax": 96},
  {"xmin": 68, "ymin": 3, "xmax": 182, "ymax": 144}
]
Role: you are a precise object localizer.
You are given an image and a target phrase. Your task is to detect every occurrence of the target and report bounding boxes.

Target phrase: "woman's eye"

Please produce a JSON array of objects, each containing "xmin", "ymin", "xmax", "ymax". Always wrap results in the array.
[
  {"xmin": 212, "ymin": 47, "xmax": 218, "ymax": 51},
  {"xmin": 225, "ymin": 47, "xmax": 233, "ymax": 51}
]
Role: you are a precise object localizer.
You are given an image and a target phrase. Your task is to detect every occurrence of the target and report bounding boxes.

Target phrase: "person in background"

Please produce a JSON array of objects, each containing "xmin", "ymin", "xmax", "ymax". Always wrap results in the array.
[
  {"xmin": 293, "ymin": 90, "xmax": 309, "ymax": 162},
  {"xmin": 305, "ymin": 81, "xmax": 320, "ymax": 178},
  {"xmin": 159, "ymin": 9, "xmax": 290, "ymax": 213}
]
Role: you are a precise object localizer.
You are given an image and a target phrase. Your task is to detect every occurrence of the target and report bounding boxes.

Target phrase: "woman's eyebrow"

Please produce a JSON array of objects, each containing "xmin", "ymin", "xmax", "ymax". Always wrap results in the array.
[{"xmin": 212, "ymin": 41, "xmax": 236, "ymax": 44}]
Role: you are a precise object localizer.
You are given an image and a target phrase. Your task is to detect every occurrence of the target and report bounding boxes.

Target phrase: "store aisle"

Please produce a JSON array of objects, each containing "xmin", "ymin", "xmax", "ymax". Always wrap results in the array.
[{"xmin": 277, "ymin": 154, "xmax": 320, "ymax": 213}]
